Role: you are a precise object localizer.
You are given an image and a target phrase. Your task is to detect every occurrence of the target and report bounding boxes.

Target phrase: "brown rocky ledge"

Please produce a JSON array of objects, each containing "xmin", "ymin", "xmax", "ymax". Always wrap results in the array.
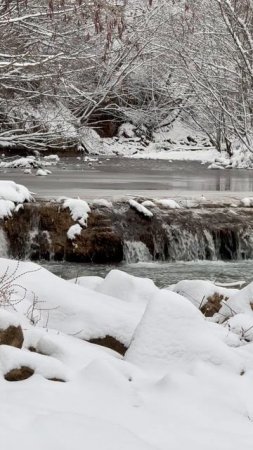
[{"xmin": 2, "ymin": 200, "xmax": 253, "ymax": 262}]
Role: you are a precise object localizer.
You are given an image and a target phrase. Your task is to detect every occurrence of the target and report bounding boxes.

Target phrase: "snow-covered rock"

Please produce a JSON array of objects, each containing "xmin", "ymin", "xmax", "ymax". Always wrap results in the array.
[
  {"xmin": 36, "ymin": 169, "xmax": 51, "ymax": 176},
  {"xmin": 0, "ymin": 259, "xmax": 143, "ymax": 347},
  {"xmin": 157, "ymin": 198, "xmax": 180, "ymax": 209},
  {"xmin": 67, "ymin": 224, "xmax": 82, "ymax": 240},
  {"xmin": 241, "ymin": 197, "xmax": 253, "ymax": 207},
  {"xmin": 172, "ymin": 280, "xmax": 237, "ymax": 311},
  {"xmin": 0, "ymin": 180, "xmax": 33, "ymax": 219},
  {"xmin": 126, "ymin": 290, "xmax": 241, "ymax": 373},
  {"xmin": 63, "ymin": 198, "xmax": 91, "ymax": 226},
  {"xmin": 129, "ymin": 199, "xmax": 153, "ymax": 217},
  {"xmin": 96, "ymin": 269, "xmax": 158, "ymax": 305}
]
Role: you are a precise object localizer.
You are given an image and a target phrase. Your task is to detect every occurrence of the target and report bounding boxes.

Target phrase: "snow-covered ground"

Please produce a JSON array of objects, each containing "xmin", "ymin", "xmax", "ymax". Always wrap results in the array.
[
  {"xmin": 1, "ymin": 258, "xmax": 253, "ymax": 449},
  {"xmin": 101, "ymin": 120, "xmax": 220, "ymax": 164}
]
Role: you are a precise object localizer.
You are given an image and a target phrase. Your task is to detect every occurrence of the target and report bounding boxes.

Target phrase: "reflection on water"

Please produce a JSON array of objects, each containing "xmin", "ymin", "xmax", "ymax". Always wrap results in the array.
[
  {"xmin": 1, "ymin": 158, "xmax": 253, "ymax": 196},
  {"xmin": 41, "ymin": 260, "xmax": 253, "ymax": 288}
]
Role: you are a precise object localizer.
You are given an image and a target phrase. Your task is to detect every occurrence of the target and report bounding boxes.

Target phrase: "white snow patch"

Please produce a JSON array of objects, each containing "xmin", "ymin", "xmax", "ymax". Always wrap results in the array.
[
  {"xmin": 0, "ymin": 310, "xmax": 20, "ymax": 330},
  {"xmin": 172, "ymin": 280, "xmax": 238, "ymax": 309},
  {"xmin": 126, "ymin": 289, "xmax": 241, "ymax": 374},
  {"xmin": 67, "ymin": 224, "xmax": 82, "ymax": 240},
  {"xmin": 157, "ymin": 199, "xmax": 180, "ymax": 209},
  {"xmin": 241, "ymin": 197, "xmax": 253, "ymax": 207},
  {"xmin": 63, "ymin": 198, "xmax": 91, "ymax": 226},
  {"xmin": 90, "ymin": 199, "xmax": 113, "ymax": 208},
  {"xmin": 36, "ymin": 169, "xmax": 51, "ymax": 176},
  {"xmin": 129, "ymin": 199, "xmax": 153, "ymax": 217}
]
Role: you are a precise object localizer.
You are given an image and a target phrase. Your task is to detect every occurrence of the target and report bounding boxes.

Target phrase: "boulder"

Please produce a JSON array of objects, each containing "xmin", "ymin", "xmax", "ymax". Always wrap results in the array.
[
  {"xmin": 4, "ymin": 366, "xmax": 34, "ymax": 381},
  {"xmin": 0, "ymin": 324, "xmax": 24, "ymax": 348}
]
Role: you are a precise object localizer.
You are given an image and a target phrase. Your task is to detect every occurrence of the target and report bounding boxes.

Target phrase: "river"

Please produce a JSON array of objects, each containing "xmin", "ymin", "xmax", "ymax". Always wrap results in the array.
[
  {"xmin": 1, "ymin": 157, "xmax": 253, "ymax": 200},
  {"xmin": 41, "ymin": 260, "xmax": 252, "ymax": 288},
  {"xmin": 2, "ymin": 157, "xmax": 253, "ymax": 285}
]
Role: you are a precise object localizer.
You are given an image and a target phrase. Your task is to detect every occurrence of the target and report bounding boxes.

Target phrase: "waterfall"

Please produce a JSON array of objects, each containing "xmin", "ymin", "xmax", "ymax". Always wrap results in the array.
[
  {"xmin": 3, "ymin": 201, "xmax": 253, "ymax": 263},
  {"xmin": 0, "ymin": 229, "xmax": 9, "ymax": 258},
  {"xmin": 123, "ymin": 241, "xmax": 152, "ymax": 263}
]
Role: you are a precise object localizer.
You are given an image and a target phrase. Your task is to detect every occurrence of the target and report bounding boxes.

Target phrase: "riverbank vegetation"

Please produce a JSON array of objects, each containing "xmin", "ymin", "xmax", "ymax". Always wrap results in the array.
[{"xmin": 1, "ymin": 0, "xmax": 253, "ymax": 166}]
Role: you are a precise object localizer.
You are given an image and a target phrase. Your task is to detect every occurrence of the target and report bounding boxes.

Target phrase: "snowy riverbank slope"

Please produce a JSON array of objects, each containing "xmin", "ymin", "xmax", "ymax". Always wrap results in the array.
[{"xmin": 0, "ymin": 259, "xmax": 253, "ymax": 449}]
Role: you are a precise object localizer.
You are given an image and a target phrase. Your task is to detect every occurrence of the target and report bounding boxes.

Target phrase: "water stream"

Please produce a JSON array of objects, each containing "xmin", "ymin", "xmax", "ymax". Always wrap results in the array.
[{"xmin": 41, "ymin": 260, "xmax": 253, "ymax": 288}]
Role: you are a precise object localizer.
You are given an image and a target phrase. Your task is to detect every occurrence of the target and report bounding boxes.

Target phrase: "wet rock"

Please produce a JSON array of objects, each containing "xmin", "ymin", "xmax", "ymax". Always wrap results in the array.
[
  {"xmin": 4, "ymin": 366, "xmax": 34, "ymax": 381},
  {"xmin": 0, "ymin": 325, "xmax": 24, "ymax": 349},
  {"xmin": 3, "ymin": 201, "xmax": 253, "ymax": 263}
]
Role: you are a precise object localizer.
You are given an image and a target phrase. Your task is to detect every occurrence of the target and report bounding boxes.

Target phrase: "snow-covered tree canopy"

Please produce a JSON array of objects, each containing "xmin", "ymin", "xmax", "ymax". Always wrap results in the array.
[{"xmin": 1, "ymin": 0, "xmax": 253, "ymax": 156}]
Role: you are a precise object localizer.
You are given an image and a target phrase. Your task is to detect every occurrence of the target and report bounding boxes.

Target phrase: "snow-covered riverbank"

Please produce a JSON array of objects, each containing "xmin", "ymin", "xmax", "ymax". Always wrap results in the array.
[{"xmin": 1, "ymin": 258, "xmax": 253, "ymax": 450}]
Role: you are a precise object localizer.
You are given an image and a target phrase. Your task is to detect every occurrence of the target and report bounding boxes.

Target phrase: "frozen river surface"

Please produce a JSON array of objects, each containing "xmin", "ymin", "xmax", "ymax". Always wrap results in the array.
[{"xmin": 0, "ymin": 157, "xmax": 253, "ymax": 200}]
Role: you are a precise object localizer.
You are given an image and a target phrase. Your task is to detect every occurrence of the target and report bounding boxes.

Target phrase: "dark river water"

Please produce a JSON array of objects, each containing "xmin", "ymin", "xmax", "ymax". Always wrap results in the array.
[{"xmin": 1, "ymin": 157, "xmax": 253, "ymax": 199}]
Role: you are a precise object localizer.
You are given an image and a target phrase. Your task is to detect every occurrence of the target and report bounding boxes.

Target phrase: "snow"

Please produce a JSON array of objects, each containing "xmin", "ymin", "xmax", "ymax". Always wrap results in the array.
[
  {"xmin": 118, "ymin": 122, "xmax": 137, "ymax": 138},
  {"xmin": 241, "ymin": 197, "xmax": 253, "ymax": 207},
  {"xmin": 0, "ymin": 180, "xmax": 32, "ymax": 219},
  {"xmin": 157, "ymin": 198, "xmax": 180, "ymax": 209},
  {"xmin": 36, "ymin": 168, "xmax": 51, "ymax": 176},
  {"xmin": 44, "ymin": 154, "xmax": 60, "ymax": 162},
  {"xmin": 225, "ymin": 314, "xmax": 253, "ymax": 343},
  {"xmin": 1, "ymin": 258, "xmax": 253, "ymax": 449},
  {"xmin": 0, "ymin": 310, "xmax": 20, "ymax": 330},
  {"xmin": 172, "ymin": 279, "xmax": 238, "ymax": 309},
  {"xmin": 0, "ymin": 345, "xmax": 69, "ymax": 381},
  {"xmin": 67, "ymin": 224, "xmax": 82, "ymax": 240},
  {"xmin": 90, "ymin": 198, "xmax": 113, "ymax": 208},
  {"xmin": 0, "ymin": 155, "xmax": 58, "ymax": 169},
  {"xmin": 69, "ymin": 276, "xmax": 104, "ymax": 291},
  {"xmin": 96, "ymin": 269, "xmax": 158, "ymax": 305},
  {"xmin": 0, "ymin": 259, "xmax": 143, "ymax": 346},
  {"xmin": 125, "ymin": 289, "xmax": 240, "ymax": 373},
  {"xmin": 216, "ymin": 281, "xmax": 253, "ymax": 322},
  {"xmin": 63, "ymin": 198, "xmax": 91, "ymax": 226},
  {"xmin": 0, "ymin": 180, "xmax": 32, "ymax": 203},
  {"xmin": 0, "ymin": 199, "xmax": 15, "ymax": 219},
  {"xmin": 142, "ymin": 200, "xmax": 155, "ymax": 207},
  {"xmin": 129, "ymin": 199, "xmax": 153, "ymax": 217}
]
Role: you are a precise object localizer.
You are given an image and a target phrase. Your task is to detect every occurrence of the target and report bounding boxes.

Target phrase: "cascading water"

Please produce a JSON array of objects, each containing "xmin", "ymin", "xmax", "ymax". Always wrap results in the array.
[
  {"xmin": 123, "ymin": 241, "xmax": 152, "ymax": 263},
  {"xmin": 0, "ymin": 229, "xmax": 9, "ymax": 258},
  {"xmin": 2, "ymin": 201, "xmax": 253, "ymax": 263}
]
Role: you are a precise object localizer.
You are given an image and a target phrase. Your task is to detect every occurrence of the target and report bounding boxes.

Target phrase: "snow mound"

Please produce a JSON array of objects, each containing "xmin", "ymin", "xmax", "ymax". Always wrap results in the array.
[
  {"xmin": 67, "ymin": 224, "xmax": 82, "ymax": 240},
  {"xmin": 96, "ymin": 269, "xmax": 158, "ymax": 304},
  {"xmin": 0, "ymin": 310, "xmax": 20, "ymax": 330},
  {"xmin": 216, "ymin": 281, "xmax": 253, "ymax": 322},
  {"xmin": 0, "ymin": 181, "xmax": 33, "ymax": 219},
  {"xmin": 0, "ymin": 259, "xmax": 143, "ymax": 347},
  {"xmin": 172, "ymin": 280, "xmax": 237, "ymax": 309},
  {"xmin": 225, "ymin": 314, "xmax": 253, "ymax": 343},
  {"xmin": 43, "ymin": 154, "xmax": 60, "ymax": 162},
  {"xmin": 36, "ymin": 169, "xmax": 51, "ymax": 176},
  {"xmin": 63, "ymin": 198, "xmax": 91, "ymax": 226},
  {"xmin": 126, "ymin": 290, "xmax": 241, "ymax": 373},
  {"xmin": 0, "ymin": 155, "xmax": 58, "ymax": 169},
  {"xmin": 157, "ymin": 198, "xmax": 180, "ymax": 209},
  {"xmin": 0, "ymin": 180, "xmax": 32, "ymax": 203},
  {"xmin": 129, "ymin": 199, "xmax": 153, "ymax": 217},
  {"xmin": 69, "ymin": 276, "xmax": 104, "ymax": 291},
  {"xmin": 142, "ymin": 200, "xmax": 155, "ymax": 207},
  {"xmin": 241, "ymin": 197, "xmax": 253, "ymax": 207},
  {"xmin": 90, "ymin": 199, "xmax": 113, "ymax": 208},
  {"xmin": 0, "ymin": 345, "xmax": 69, "ymax": 381}
]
